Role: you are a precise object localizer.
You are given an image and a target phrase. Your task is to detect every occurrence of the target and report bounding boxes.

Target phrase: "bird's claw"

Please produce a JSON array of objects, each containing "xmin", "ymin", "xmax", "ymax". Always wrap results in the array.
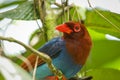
[
  {"xmin": 68, "ymin": 76, "xmax": 93, "ymax": 80},
  {"xmin": 45, "ymin": 75, "xmax": 67, "ymax": 80}
]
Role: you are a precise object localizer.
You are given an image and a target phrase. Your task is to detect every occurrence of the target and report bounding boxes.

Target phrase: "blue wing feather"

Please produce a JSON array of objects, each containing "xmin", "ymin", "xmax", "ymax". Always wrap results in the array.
[{"xmin": 38, "ymin": 37, "xmax": 64, "ymax": 57}]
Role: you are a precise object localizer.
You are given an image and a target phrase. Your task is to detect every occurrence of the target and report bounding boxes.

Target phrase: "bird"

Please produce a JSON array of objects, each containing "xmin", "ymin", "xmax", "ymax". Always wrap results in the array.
[{"xmin": 21, "ymin": 21, "xmax": 92, "ymax": 80}]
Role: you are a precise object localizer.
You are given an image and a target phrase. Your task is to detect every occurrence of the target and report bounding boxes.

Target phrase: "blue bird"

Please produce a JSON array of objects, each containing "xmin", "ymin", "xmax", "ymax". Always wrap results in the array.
[{"xmin": 21, "ymin": 21, "xmax": 92, "ymax": 80}]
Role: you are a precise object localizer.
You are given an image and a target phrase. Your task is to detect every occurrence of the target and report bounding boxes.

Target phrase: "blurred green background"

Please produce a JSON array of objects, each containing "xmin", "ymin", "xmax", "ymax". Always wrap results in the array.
[{"xmin": 0, "ymin": 0, "xmax": 120, "ymax": 80}]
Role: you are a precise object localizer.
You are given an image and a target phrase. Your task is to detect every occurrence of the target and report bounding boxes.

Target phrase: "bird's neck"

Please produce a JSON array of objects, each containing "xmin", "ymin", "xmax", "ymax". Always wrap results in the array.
[{"xmin": 63, "ymin": 31, "xmax": 92, "ymax": 65}]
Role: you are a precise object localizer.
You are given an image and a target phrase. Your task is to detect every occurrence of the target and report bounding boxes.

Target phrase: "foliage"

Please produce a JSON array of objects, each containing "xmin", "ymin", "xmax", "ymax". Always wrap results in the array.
[
  {"xmin": 85, "ymin": 68, "xmax": 120, "ymax": 80},
  {"xmin": 0, "ymin": 56, "xmax": 32, "ymax": 80},
  {"xmin": 0, "ymin": 0, "xmax": 27, "ymax": 8},
  {"xmin": 0, "ymin": 1, "xmax": 34, "ymax": 20},
  {"xmin": 0, "ymin": 0, "xmax": 120, "ymax": 80},
  {"xmin": 85, "ymin": 9, "xmax": 120, "ymax": 38}
]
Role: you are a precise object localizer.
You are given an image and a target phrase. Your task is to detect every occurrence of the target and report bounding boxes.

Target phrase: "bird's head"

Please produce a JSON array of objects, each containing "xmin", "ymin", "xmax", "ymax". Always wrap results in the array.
[
  {"xmin": 56, "ymin": 21, "xmax": 86, "ymax": 39},
  {"xmin": 56, "ymin": 21, "xmax": 81, "ymax": 34},
  {"xmin": 56, "ymin": 21, "xmax": 92, "ymax": 64}
]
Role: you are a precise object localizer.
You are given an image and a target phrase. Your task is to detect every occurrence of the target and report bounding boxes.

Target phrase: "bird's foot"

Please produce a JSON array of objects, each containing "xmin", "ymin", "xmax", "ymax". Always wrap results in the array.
[
  {"xmin": 68, "ymin": 76, "xmax": 93, "ymax": 80},
  {"xmin": 45, "ymin": 75, "xmax": 67, "ymax": 80}
]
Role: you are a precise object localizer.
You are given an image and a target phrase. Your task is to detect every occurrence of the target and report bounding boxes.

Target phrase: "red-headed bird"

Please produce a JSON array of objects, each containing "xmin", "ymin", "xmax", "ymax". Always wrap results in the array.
[{"xmin": 21, "ymin": 21, "xmax": 92, "ymax": 80}]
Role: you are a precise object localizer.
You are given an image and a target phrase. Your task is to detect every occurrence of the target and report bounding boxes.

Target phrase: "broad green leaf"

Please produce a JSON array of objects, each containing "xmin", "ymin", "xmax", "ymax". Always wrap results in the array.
[
  {"xmin": 0, "ymin": 0, "xmax": 27, "ymax": 8},
  {"xmin": 82, "ymin": 68, "xmax": 120, "ymax": 80},
  {"xmin": 103, "ymin": 57, "xmax": 120, "ymax": 70},
  {"xmin": 0, "ymin": 73, "xmax": 5, "ymax": 80},
  {"xmin": 85, "ymin": 9, "xmax": 120, "ymax": 38},
  {"xmin": 0, "ymin": 56, "xmax": 32, "ymax": 80},
  {"xmin": 0, "ymin": 1, "xmax": 35, "ymax": 20},
  {"xmin": 81, "ymin": 28, "xmax": 120, "ymax": 72}
]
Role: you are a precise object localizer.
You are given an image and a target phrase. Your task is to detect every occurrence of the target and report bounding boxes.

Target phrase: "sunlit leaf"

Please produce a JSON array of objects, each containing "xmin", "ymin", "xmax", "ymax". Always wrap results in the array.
[
  {"xmin": 80, "ymin": 28, "xmax": 120, "ymax": 72},
  {"xmin": 0, "ymin": 56, "xmax": 32, "ymax": 80},
  {"xmin": 0, "ymin": 0, "xmax": 27, "ymax": 8},
  {"xmin": 0, "ymin": 73, "xmax": 5, "ymax": 80},
  {"xmin": 83, "ymin": 68, "xmax": 120, "ymax": 80},
  {"xmin": 0, "ymin": 1, "xmax": 35, "ymax": 20},
  {"xmin": 85, "ymin": 9, "xmax": 120, "ymax": 38}
]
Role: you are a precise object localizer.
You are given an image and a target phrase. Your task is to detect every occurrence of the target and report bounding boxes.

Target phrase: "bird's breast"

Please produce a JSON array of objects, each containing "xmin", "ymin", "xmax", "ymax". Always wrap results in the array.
[
  {"xmin": 52, "ymin": 45, "xmax": 82, "ymax": 78},
  {"xmin": 64, "ymin": 38, "xmax": 92, "ymax": 65}
]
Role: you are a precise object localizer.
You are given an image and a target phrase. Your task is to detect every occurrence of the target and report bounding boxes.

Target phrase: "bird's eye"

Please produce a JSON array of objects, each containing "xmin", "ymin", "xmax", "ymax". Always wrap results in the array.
[{"xmin": 73, "ymin": 25, "xmax": 81, "ymax": 32}]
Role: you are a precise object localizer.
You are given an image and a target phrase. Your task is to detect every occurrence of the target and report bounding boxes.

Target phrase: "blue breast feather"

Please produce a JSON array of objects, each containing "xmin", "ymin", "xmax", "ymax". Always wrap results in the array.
[{"xmin": 36, "ymin": 37, "xmax": 82, "ymax": 79}]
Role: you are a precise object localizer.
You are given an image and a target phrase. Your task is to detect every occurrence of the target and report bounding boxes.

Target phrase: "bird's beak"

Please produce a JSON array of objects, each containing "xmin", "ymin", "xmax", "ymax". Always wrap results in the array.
[{"xmin": 56, "ymin": 24, "xmax": 73, "ymax": 34}]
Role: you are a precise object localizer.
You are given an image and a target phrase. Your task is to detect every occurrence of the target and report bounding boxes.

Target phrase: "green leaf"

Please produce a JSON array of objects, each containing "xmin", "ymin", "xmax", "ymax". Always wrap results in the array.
[
  {"xmin": 80, "ymin": 28, "xmax": 120, "ymax": 72},
  {"xmin": 102, "ymin": 58, "xmax": 120, "ymax": 70},
  {"xmin": 0, "ymin": 1, "xmax": 35, "ymax": 20},
  {"xmin": 83, "ymin": 68, "xmax": 120, "ymax": 80},
  {"xmin": 0, "ymin": 73, "xmax": 5, "ymax": 80},
  {"xmin": 0, "ymin": 56, "xmax": 32, "ymax": 80},
  {"xmin": 0, "ymin": 0, "xmax": 27, "ymax": 8},
  {"xmin": 88, "ymin": 40, "xmax": 120, "ymax": 69},
  {"xmin": 85, "ymin": 9, "xmax": 120, "ymax": 38}
]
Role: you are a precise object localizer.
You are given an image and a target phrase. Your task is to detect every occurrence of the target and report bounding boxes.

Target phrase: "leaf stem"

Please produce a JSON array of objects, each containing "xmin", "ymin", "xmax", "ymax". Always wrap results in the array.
[
  {"xmin": 32, "ymin": 56, "xmax": 39, "ymax": 80},
  {"xmin": 87, "ymin": 0, "xmax": 120, "ymax": 32}
]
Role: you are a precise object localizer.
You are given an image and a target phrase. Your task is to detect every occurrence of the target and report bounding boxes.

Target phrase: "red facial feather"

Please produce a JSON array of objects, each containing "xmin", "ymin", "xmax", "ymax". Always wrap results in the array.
[
  {"xmin": 61, "ymin": 22, "xmax": 92, "ymax": 65},
  {"xmin": 73, "ymin": 24, "xmax": 81, "ymax": 32},
  {"xmin": 56, "ymin": 24, "xmax": 73, "ymax": 34}
]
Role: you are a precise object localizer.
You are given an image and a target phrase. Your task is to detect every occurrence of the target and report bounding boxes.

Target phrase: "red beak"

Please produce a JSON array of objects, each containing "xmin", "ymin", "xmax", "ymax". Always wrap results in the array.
[{"xmin": 56, "ymin": 24, "xmax": 73, "ymax": 34}]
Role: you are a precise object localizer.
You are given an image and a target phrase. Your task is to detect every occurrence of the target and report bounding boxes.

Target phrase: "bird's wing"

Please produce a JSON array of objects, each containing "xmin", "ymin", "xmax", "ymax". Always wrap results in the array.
[
  {"xmin": 21, "ymin": 37, "xmax": 64, "ymax": 71},
  {"xmin": 38, "ymin": 37, "xmax": 64, "ymax": 57}
]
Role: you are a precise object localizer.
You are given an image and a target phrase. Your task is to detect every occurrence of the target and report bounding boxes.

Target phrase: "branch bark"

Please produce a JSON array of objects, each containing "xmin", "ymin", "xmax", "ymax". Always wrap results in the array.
[{"xmin": 0, "ymin": 36, "xmax": 63, "ymax": 79}]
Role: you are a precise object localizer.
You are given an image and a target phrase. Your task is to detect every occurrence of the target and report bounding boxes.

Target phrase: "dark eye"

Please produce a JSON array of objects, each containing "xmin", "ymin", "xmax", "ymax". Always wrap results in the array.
[{"xmin": 73, "ymin": 25, "xmax": 81, "ymax": 32}]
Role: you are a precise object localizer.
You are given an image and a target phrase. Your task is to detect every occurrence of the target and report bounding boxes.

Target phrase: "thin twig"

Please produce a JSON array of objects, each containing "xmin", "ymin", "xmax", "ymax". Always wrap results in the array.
[
  {"xmin": 54, "ymin": 2, "xmax": 62, "ymax": 7},
  {"xmin": 72, "ymin": 6, "xmax": 76, "ymax": 21},
  {"xmin": 59, "ymin": 4, "xmax": 74, "ymax": 22},
  {"xmin": 61, "ymin": 0, "xmax": 69, "ymax": 22},
  {"xmin": 65, "ymin": 0, "xmax": 69, "ymax": 6},
  {"xmin": 87, "ymin": 0, "xmax": 120, "ymax": 32},
  {"xmin": 67, "ymin": 7, "xmax": 70, "ymax": 21},
  {"xmin": 75, "ymin": 6, "xmax": 81, "ymax": 21},
  {"xmin": 0, "ymin": 36, "xmax": 51, "ymax": 62},
  {"xmin": 33, "ymin": 0, "xmax": 43, "ymax": 32},
  {"xmin": 38, "ymin": 0, "xmax": 48, "ymax": 41},
  {"xmin": 33, "ymin": 56, "xmax": 39, "ymax": 80},
  {"xmin": 38, "ymin": 0, "xmax": 46, "ymax": 23},
  {"xmin": 16, "ymin": 55, "xmax": 33, "ymax": 73},
  {"xmin": 61, "ymin": 0, "xmax": 66, "ymax": 22}
]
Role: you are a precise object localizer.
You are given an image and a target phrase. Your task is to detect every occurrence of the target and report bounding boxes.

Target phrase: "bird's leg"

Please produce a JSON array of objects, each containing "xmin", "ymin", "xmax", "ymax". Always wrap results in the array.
[
  {"xmin": 68, "ymin": 76, "xmax": 93, "ymax": 80},
  {"xmin": 45, "ymin": 75, "xmax": 67, "ymax": 80}
]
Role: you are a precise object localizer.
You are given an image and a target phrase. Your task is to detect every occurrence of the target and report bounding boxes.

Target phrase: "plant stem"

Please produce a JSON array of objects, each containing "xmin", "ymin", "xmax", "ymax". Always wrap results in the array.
[
  {"xmin": 33, "ymin": 0, "xmax": 63, "ymax": 79},
  {"xmin": 87, "ymin": 0, "xmax": 120, "ymax": 32},
  {"xmin": 0, "ymin": 36, "xmax": 63, "ymax": 79},
  {"xmin": 37, "ymin": 0, "xmax": 48, "ymax": 42}
]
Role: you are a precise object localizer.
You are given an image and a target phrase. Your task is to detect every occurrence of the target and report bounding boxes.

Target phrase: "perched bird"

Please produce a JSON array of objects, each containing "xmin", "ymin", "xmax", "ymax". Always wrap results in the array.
[{"xmin": 21, "ymin": 21, "xmax": 92, "ymax": 80}]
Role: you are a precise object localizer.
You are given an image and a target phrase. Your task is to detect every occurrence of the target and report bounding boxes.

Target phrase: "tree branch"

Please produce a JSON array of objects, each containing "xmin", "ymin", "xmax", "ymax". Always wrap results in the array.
[
  {"xmin": 0, "ymin": 36, "xmax": 51, "ymax": 63},
  {"xmin": 54, "ymin": 2, "xmax": 62, "ymax": 7},
  {"xmin": 0, "ymin": 36, "xmax": 63, "ymax": 79}
]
